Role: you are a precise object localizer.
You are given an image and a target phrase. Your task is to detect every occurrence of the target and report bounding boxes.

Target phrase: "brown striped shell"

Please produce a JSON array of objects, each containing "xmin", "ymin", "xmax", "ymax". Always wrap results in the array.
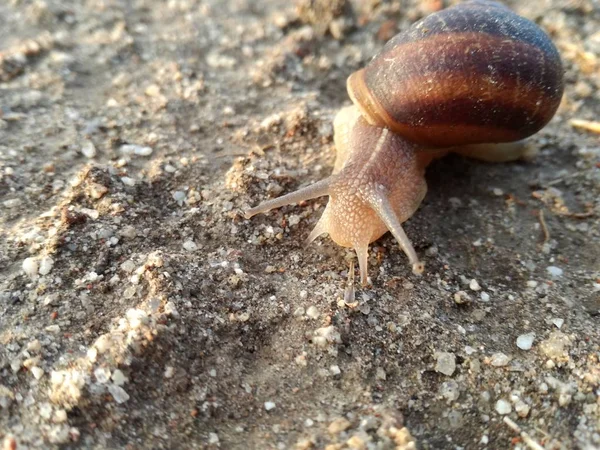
[{"xmin": 347, "ymin": 0, "xmax": 564, "ymax": 148}]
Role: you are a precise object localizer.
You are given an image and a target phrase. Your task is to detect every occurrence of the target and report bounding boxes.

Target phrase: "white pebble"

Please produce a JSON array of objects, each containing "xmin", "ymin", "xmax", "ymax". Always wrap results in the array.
[
  {"xmin": 23, "ymin": 257, "xmax": 39, "ymax": 278},
  {"xmin": 120, "ymin": 144, "xmax": 153, "ymax": 156},
  {"xmin": 164, "ymin": 301, "xmax": 179, "ymax": 317},
  {"xmin": 4, "ymin": 198, "xmax": 22, "ymax": 208},
  {"xmin": 94, "ymin": 367, "xmax": 111, "ymax": 384},
  {"xmin": 108, "ymin": 385, "xmax": 130, "ymax": 404},
  {"xmin": 434, "ymin": 352, "xmax": 456, "ymax": 376},
  {"xmin": 330, "ymin": 365, "xmax": 341, "ymax": 376},
  {"xmin": 38, "ymin": 256, "xmax": 54, "ymax": 275},
  {"xmin": 121, "ymin": 177, "xmax": 136, "ymax": 186},
  {"xmin": 208, "ymin": 433, "xmax": 219, "ymax": 445},
  {"xmin": 551, "ymin": 318, "xmax": 564, "ymax": 329},
  {"xmin": 111, "ymin": 369, "xmax": 127, "ymax": 386},
  {"xmin": 515, "ymin": 401, "xmax": 530, "ymax": 418},
  {"xmin": 31, "ymin": 367, "xmax": 44, "ymax": 380},
  {"xmin": 480, "ymin": 292, "xmax": 490, "ymax": 302},
  {"xmin": 440, "ymin": 380, "xmax": 460, "ymax": 402},
  {"xmin": 172, "ymin": 191, "xmax": 186, "ymax": 202},
  {"xmin": 516, "ymin": 333, "xmax": 535, "ymax": 350},
  {"xmin": 264, "ymin": 401, "xmax": 276, "ymax": 411},
  {"xmin": 183, "ymin": 240, "xmax": 198, "ymax": 251},
  {"xmin": 469, "ymin": 279, "xmax": 481, "ymax": 291},
  {"xmin": 495, "ymin": 399, "xmax": 512, "ymax": 415},
  {"xmin": 306, "ymin": 306, "xmax": 320, "ymax": 319},
  {"xmin": 164, "ymin": 366, "xmax": 175, "ymax": 378},
  {"xmin": 120, "ymin": 260, "xmax": 136, "ymax": 273},
  {"xmin": 490, "ymin": 353, "xmax": 510, "ymax": 367},
  {"xmin": 81, "ymin": 141, "xmax": 96, "ymax": 158},
  {"xmin": 546, "ymin": 266, "xmax": 563, "ymax": 278},
  {"xmin": 54, "ymin": 409, "xmax": 68, "ymax": 423},
  {"xmin": 126, "ymin": 308, "xmax": 148, "ymax": 329},
  {"xmin": 27, "ymin": 340, "xmax": 42, "ymax": 352}
]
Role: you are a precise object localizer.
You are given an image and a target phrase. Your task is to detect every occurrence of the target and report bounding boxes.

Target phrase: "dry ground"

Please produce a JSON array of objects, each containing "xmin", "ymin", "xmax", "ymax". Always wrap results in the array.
[{"xmin": 1, "ymin": 0, "xmax": 599, "ymax": 449}]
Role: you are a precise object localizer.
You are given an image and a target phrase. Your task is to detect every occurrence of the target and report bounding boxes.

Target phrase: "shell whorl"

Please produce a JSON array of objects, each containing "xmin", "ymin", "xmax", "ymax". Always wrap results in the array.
[{"xmin": 347, "ymin": 0, "xmax": 564, "ymax": 148}]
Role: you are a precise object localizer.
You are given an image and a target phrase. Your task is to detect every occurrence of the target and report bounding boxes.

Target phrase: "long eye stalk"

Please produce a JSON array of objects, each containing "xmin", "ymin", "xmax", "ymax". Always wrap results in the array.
[{"xmin": 244, "ymin": 177, "xmax": 333, "ymax": 219}]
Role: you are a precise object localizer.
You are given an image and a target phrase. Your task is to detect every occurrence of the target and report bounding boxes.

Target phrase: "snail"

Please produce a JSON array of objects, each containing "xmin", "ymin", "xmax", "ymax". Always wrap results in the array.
[{"xmin": 245, "ymin": 0, "xmax": 564, "ymax": 285}]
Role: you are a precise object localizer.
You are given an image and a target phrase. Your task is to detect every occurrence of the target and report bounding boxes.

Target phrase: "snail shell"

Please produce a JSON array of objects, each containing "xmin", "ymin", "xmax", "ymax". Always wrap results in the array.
[{"xmin": 347, "ymin": 0, "xmax": 564, "ymax": 147}]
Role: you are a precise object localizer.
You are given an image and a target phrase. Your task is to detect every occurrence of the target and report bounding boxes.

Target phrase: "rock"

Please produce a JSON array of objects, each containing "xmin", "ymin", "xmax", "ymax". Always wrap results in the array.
[
  {"xmin": 546, "ymin": 266, "xmax": 563, "ymax": 278},
  {"xmin": 22, "ymin": 257, "xmax": 39, "ymax": 278},
  {"xmin": 264, "ymin": 401, "xmax": 276, "ymax": 411},
  {"xmin": 108, "ymin": 385, "xmax": 130, "ymax": 404},
  {"xmin": 516, "ymin": 333, "xmax": 535, "ymax": 350},
  {"xmin": 328, "ymin": 417, "xmax": 351, "ymax": 434},
  {"xmin": 490, "ymin": 353, "xmax": 510, "ymax": 367},
  {"xmin": 38, "ymin": 256, "xmax": 54, "ymax": 275},
  {"xmin": 81, "ymin": 141, "xmax": 96, "ymax": 158},
  {"xmin": 495, "ymin": 399, "xmax": 511, "ymax": 415},
  {"xmin": 434, "ymin": 352, "xmax": 456, "ymax": 376},
  {"xmin": 539, "ymin": 332, "xmax": 571, "ymax": 361}
]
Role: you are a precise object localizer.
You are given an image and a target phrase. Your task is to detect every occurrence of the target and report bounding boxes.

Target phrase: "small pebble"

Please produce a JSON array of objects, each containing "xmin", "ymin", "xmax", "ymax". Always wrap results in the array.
[
  {"xmin": 183, "ymin": 240, "xmax": 198, "ymax": 252},
  {"xmin": 54, "ymin": 409, "xmax": 68, "ymax": 423},
  {"xmin": 434, "ymin": 352, "xmax": 456, "ymax": 376},
  {"xmin": 164, "ymin": 301, "xmax": 179, "ymax": 317},
  {"xmin": 328, "ymin": 417, "xmax": 351, "ymax": 434},
  {"xmin": 173, "ymin": 191, "xmax": 186, "ymax": 203},
  {"xmin": 120, "ymin": 144, "xmax": 153, "ymax": 156},
  {"xmin": 306, "ymin": 306, "xmax": 320, "ymax": 319},
  {"xmin": 480, "ymin": 292, "xmax": 490, "ymax": 302},
  {"xmin": 495, "ymin": 399, "xmax": 511, "ymax": 415},
  {"xmin": 516, "ymin": 333, "xmax": 535, "ymax": 350},
  {"xmin": 81, "ymin": 141, "xmax": 96, "ymax": 158},
  {"xmin": 94, "ymin": 367, "xmax": 111, "ymax": 384},
  {"xmin": 38, "ymin": 256, "xmax": 54, "ymax": 275},
  {"xmin": 31, "ymin": 367, "xmax": 44, "ymax": 380},
  {"xmin": 120, "ymin": 260, "xmax": 136, "ymax": 273},
  {"xmin": 108, "ymin": 385, "xmax": 130, "ymax": 404},
  {"xmin": 469, "ymin": 279, "xmax": 481, "ymax": 291},
  {"xmin": 490, "ymin": 353, "xmax": 510, "ymax": 367},
  {"xmin": 121, "ymin": 177, "xmax": 136, "ymax": 186},
  {"xmin": 111, "ymin": 370, "xmax": 127, "ymax": 386},
  {"xmin": 264, "ymin": 401, "xmax": 276, "ymax": 411},
  {"xmin": 22, "ymin": 257, "xmax": 39, "ymax": 278},
  {"xmin": 88, "ymin": 183, "xmax": 108, "ymax": 199},
  {"xmin": 27, "ymin": 340, "xmax": 42, "ymax": 352},
  {"xmin": 546, "ymin": 266, "xmax": 563, "ymax": 278},
  {"xmin": 515, "ymin": 401, "xmax": 530, "ymax": 418},
  {"xmin": 551, "ymin": 318, "xmax": 564, "ymax": 329},
  {"xmin": 440, "ymin": 380, "xmax": 460, "ymax": 402},
  {"xmin": 4, "ymin": 197, "xmax": 23, "ymax": 208},
  {"xmin": 454, "ymin": 291, "xmax": 471, "ymax": 305}
]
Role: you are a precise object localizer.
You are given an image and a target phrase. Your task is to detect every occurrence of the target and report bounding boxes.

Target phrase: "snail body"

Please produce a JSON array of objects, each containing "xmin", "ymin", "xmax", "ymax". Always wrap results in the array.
[{"xmin": 245, "ymin": 0, "xmax": 564, "ymax": 285}]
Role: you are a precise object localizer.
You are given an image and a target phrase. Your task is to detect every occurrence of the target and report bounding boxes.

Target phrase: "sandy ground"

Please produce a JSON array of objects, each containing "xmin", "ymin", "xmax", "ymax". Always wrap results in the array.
[{"xmin": 1, "ymin": 0, "xmax": 599, "ymax": 449}]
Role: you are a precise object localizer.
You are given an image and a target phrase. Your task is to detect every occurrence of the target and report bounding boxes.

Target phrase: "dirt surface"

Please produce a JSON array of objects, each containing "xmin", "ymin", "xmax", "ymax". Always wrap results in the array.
[{"xmin": 1, "ymin": 0, "xmax": 599, "ymax": 449}]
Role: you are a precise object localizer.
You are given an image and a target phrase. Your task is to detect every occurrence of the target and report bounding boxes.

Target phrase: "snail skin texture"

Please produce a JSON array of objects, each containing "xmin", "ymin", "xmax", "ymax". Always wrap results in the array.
[{"xmin": 245, "ymin": 0, "xmax": 564, "ymax": 285}]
